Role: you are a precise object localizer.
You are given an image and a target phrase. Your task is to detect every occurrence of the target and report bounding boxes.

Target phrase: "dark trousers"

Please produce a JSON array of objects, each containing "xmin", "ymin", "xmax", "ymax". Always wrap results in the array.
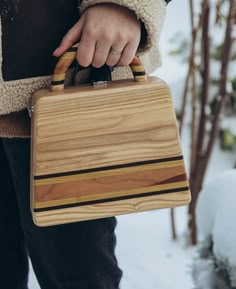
[{"xmin": 0, "ymin": 138, "xmax": 122, "ymax": 289}]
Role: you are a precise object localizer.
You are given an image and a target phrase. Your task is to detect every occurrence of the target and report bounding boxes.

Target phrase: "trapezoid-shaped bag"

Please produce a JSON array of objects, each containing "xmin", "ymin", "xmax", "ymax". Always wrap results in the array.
[{"xmin": 30, "ymin": 46, "xmax": 191, "ymax": 227}]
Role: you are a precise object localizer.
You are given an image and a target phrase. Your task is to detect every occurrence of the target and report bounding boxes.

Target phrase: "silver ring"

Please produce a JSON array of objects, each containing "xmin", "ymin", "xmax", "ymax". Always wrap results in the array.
[{"xmin": 110, "ymin": 47, "xmax": 122, "ymax": 55}]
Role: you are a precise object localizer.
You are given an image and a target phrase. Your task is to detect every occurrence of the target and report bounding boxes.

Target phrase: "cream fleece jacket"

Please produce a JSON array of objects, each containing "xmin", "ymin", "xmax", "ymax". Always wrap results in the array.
[{"xmin": 0, "ymin": 0, "xmax": 166, "ymax": 137}]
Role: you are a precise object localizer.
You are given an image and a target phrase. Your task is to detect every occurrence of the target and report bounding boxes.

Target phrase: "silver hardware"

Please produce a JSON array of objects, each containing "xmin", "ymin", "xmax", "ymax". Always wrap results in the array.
[
  {"xmin": 27, "ymin": 106, "xmax": 34, "ymax": 118},
  {"xmin": 92, "ymin": 81, "xmax": 108, "ymax": 87}
]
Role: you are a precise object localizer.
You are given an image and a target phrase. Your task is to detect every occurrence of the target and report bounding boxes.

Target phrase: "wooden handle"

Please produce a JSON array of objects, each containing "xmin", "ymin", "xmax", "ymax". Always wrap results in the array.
[{"xmin": 51, "ymin": 44, "xmax": 147, "ymax": 92}]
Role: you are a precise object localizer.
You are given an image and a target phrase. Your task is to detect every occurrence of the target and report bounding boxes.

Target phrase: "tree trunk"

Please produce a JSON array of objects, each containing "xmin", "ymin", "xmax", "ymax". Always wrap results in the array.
[{"xmin": 187, "ymin": 0, "xmax": 236, "ymax": 245}]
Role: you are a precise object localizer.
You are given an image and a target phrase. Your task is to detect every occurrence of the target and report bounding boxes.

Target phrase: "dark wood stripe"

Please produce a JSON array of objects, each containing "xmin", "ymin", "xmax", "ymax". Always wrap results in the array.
[
  {"xmin": 34, "ymin": 155, "xmax": 184, "ymax": 180},
  {"xmin": 132, "ymin": 71, "xmax": 147, "ymax": 76},
  {"xmin": 51, "ymin": 80, "xmax": 65, "ymax": 85},
  {"xmin": 33, "ymin": 186, "xmax": 189, "ymax": 212}
]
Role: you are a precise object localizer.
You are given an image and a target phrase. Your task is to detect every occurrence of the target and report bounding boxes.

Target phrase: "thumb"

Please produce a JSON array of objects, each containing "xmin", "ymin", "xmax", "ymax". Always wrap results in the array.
[{"xmin": 53, "ymin": 17, "xmax": 85, "ymax": 57}]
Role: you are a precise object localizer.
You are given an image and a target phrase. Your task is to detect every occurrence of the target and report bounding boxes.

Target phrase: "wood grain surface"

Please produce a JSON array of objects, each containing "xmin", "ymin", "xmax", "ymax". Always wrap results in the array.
[
  {"xmin": 32, "ymin": 77, "xmax": 181, "ymax": 176},
  {"xmin": 33, "ymin": 190, "xmax": 191, "ymax": 227},
  {"xmin": 31, "ymin": 76, "xmax": 191, "ymax": 226},
  {"xmin": 34, "ymin": 161, "xmax": 186, "ymax": 204}
]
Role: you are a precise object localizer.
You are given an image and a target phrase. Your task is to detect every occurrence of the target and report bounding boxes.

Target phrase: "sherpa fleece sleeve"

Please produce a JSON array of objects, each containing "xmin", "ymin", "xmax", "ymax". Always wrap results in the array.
[{"xmin": 79, "ymin": 0, "xmax": 167, "ymax": 55}]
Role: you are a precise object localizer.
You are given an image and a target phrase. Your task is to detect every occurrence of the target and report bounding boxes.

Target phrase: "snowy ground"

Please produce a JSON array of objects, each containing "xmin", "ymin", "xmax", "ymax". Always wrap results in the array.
[
  {"xmin": 28, "ymin": 0, "xmax": 236, "ymax": 288},
  {"xmin": 116, "ymin": 208, "xmax": 195, "ymax": 289}
]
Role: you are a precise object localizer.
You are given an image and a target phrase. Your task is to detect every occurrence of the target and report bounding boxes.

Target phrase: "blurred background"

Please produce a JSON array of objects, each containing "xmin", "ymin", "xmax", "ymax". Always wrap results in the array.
[{"xmin": 29, "ymin": 0, "xmax": 236, "ymax": 288}]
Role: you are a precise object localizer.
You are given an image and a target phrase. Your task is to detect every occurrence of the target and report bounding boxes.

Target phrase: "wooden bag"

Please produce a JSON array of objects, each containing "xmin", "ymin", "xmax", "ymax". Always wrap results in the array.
[{"xmin": 30, "ymin": 47, "xmax": 191, "ymax": 227}]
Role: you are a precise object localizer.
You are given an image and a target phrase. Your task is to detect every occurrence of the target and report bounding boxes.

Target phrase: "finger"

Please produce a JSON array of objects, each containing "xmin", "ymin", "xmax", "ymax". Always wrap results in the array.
[
  {"xmin": 92, "ymin": 40, "xmax": 112, "ymax": 68},
  {"xmin": 76, "ymin": 35, "xmax": 96, "ymax": 67},
  {"xmin": 116, "ymin": 41, "xmax": 138, "ymax": 66},
  {"xmin": 53, "ymin": 17, "xmax": 84, "ymax": 57},
  {"xmin": 106, "ymin": 43, "xmax": 127, "ymax": 67}
]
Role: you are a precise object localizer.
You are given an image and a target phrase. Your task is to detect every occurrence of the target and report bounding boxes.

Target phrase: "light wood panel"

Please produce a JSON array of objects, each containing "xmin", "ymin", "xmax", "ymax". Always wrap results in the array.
[
  {"xmin": 33, "ymin": 190, "xmax": 191, "ymax": 227},
  {"xmin": 32, "ymin": 77, "xmax": 181, "ymax": 176}
]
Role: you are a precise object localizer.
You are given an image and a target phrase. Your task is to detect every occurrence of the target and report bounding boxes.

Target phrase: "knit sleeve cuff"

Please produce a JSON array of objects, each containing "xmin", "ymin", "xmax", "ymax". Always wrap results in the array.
[{"xmin": 79, "ymin": 0, "xmax": 166, "ymax": 55}]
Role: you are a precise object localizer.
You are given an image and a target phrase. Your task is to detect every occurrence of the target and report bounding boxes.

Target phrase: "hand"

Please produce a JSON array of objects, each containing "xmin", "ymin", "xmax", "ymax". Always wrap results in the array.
[{"xmin": 53, "ymin": 3, "xmax": 141, "ymax": 68}]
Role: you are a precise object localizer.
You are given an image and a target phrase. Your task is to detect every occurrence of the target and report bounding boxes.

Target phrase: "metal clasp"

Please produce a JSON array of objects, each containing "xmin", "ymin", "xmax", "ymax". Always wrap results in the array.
[
  {"xmin": 92, "ymin": 81, "xmax": 108, "ymax": 87},
  {"xmin": 27, "ymin": 106, "xmax": 34, "ymax": 118}
]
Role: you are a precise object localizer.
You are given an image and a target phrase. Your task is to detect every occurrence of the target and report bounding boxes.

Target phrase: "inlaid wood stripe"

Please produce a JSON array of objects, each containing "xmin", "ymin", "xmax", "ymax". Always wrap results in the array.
[
  {"xmin": 34, "ymin": 160, "xmax": 184, "ymax": 186},
  {"xmin": 34, "ymin": 185, "xmax": 190, "ymax": 212},
  {"xmin": 132, "ymin": 71, "xmax": 147, "ymax": 76},
  {"xmin": 34, "ymin": 155, "xmax": 184, "ymax": 180},
  {"xmin": 35, "ymin": 167, "xmax": 186, "ymax": 203},
  {"xmin": 51, "ymin": 80, "xmax": 65, "ymax": 86},
  {"xmin": 33, "ymin": 189, "xmax": 191, "ymax": 227},
  {"xmin": 130, "ymin": 65, "xmax": 145, "ymax": 72},
  {"xmin": 52, "ymin": 73, "xmax": 66, "ymax": 81},
  {"xmin": 51, "ymin": 45, "xmax": 78, "ymax": 91},
  {"xmin": 34, "ymin": 180, "xmax": 188, "ymax": 208}
]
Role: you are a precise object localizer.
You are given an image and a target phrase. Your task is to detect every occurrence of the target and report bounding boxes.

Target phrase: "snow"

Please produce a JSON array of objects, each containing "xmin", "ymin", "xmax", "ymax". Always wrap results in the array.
[
  {"xmin": 192, "ymin": 258, "xmax": 215, "ymax": 289},
  {"xmin": 116, "ymin": 209, "xmax": 195, "ymax": 289},
  {"xmin": 192, "ymin": 256, "xmax": 231, "ymax": 289},
  {"xmin": 222, "ymin": 117, "xmax": 236, "ymax": 136},
  {"xmin": 196, "ymin": 170, "xmax": 236, "ymax": 287},
  {"xmin": 196, "ymin": 170, "xmax": 236, "ymax": 242}
]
